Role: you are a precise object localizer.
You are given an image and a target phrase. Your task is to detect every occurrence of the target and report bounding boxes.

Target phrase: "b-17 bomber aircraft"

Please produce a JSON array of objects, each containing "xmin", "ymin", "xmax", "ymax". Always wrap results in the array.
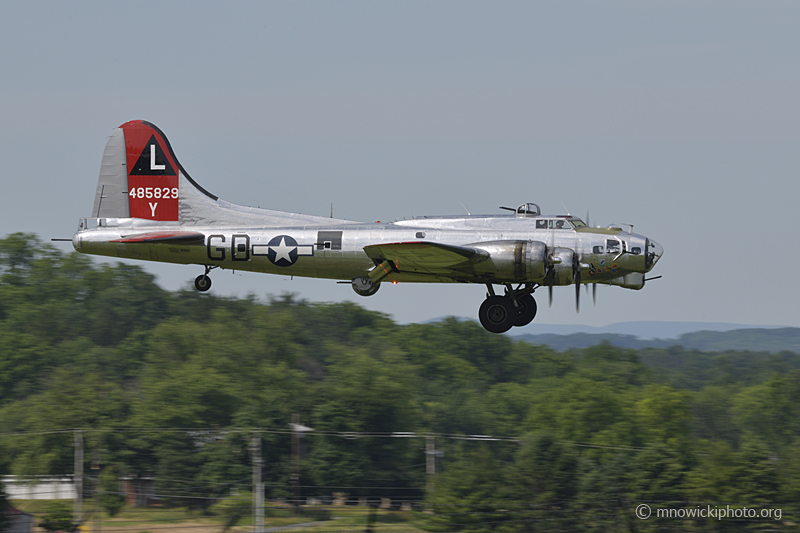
[{"xmin": 70, "ymin": 120, "xmax": 663, "ymax": 333}]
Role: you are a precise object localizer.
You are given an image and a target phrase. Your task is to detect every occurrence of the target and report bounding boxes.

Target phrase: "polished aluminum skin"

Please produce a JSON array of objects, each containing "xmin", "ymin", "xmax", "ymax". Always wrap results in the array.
[{"xmin": 72, "ymin": 121, "xmax": 663, "ymax": 332}]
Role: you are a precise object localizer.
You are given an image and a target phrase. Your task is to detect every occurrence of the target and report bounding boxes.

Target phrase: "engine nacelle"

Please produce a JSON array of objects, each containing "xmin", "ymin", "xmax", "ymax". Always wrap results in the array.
[
  {"xmin": 549, "ymin": 247, "xmax": 575, "ymax": 286},
  {"xmin": 470, "ymin": 240, "xmax": 547, "ymax": 282}
]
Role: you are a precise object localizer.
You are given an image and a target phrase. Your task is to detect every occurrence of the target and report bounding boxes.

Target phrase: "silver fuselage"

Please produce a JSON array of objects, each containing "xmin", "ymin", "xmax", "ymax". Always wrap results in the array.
[
  {"xmin": 73, "ymin": 213, "xmax": 659, "ymax": 288},
  {"xmin": 72, "ymin": 120, "xmax": 664, "ymax": 335}
]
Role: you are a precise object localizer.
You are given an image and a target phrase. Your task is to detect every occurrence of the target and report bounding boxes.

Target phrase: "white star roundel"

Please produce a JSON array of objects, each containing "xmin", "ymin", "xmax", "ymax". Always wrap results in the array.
[{"xmin": 263, "ymin": 235, "xmax": 313, "ymax": 267}]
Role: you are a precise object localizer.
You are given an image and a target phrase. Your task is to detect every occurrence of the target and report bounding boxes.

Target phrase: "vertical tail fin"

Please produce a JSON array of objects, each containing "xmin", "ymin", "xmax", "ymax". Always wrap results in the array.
[
  {"xmin": 91, "ymin": 120, "xmax": 346, "ymax": 228},
  {"xmin": 91, "ymin": 120, "xmax": 217, "ymax": 221}
]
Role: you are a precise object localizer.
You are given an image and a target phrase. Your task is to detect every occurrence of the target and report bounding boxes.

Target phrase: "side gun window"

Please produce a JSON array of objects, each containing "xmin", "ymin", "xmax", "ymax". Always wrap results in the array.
[
  {"xmin": 317, "ymin": 231, "xmax": 343, "ymax": 250},
  {"xmin": 606, "ymin": 239, "xmax": 620, "ymax": 253}
]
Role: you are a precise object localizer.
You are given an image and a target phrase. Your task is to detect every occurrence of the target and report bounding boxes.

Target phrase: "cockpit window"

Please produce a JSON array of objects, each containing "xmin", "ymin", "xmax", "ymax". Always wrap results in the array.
[
  {"xmin": 536, "ymin": 219, "xmax": 575, "ymax": 230},
  {"xmin": 571, "ymin": 219, "xmax": 586, "ymax": 228}
]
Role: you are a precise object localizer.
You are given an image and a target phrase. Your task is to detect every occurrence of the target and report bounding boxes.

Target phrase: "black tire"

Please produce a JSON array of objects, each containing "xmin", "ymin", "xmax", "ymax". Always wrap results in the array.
[
  {"xmin": 513, "ymin": 294, "xmax": 537, "ymax": 327},
  {"xmin": 352, "ymin": 276, "xmax": 380, "ymax": 296},
  {"xmin": 194, "ymin": 274, "xmax": 212, "ymax": 292},
  {"xmin": 478, "ymin": 296, "xmax": 516, "ymax": 333}
]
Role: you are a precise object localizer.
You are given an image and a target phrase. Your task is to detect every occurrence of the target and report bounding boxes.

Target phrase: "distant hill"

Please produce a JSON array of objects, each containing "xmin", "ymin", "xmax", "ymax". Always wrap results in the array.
[
  {"xmin": 425, "ymin": 319, "xmax": 792, "ymax": 340},
  {"xmin": 427, "ymin": 318, "xmax": 797, "ymax": 350},
  {"xmin": 507, "ymin": 320, "xmax": 790, "ymax": 340},
  {"xmin": 513, "ymin": 327, "xmax": 800, "ymax": 353}
]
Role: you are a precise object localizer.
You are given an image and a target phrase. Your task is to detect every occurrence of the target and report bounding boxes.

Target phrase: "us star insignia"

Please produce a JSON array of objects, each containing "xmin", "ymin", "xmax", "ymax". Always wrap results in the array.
[{"xmin": 253, "ymin": 235, "xmax": 314, "ymax": 266}]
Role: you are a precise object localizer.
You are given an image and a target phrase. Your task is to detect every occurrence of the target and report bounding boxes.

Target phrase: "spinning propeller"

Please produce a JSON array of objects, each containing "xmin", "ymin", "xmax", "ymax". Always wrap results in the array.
[{"xmin": 574, "ymin": 261, "xmax": 581, "ymax": 313}]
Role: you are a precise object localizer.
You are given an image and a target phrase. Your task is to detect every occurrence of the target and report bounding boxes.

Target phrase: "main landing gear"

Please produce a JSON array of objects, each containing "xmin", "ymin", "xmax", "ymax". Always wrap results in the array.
[
  {"xmin": 194, "ymin": 265, "xmax": 219, "ymax": 292},
  {"xmin": 478, "ymin": 284, "xmax": 538, "ymax": 334}
]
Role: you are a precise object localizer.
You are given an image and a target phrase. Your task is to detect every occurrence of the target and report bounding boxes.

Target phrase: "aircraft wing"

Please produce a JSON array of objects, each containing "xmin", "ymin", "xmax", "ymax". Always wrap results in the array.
[
  {"xmin": 110, "ymin": 231, "xmax": 206, "ymax": 244},
  {"xmin": 363, "ymin": 241, "xmax": 489, "ymax": 275}
]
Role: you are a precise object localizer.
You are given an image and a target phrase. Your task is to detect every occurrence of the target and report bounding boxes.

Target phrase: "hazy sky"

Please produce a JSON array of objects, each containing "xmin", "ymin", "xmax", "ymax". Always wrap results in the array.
[{"xmin": 1, "ymin": 2, "xmax": 798, "ymax": 329}]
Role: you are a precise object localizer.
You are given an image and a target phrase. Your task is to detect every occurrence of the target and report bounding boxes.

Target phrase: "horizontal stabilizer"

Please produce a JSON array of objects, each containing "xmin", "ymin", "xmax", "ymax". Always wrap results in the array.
[
  {"xmin": 364, "ymin": 241, "xmax": 488, "ymax": 274},
  {"xmin": 110, "ymin": 231, "xmax": 206, "ymax": 244}
]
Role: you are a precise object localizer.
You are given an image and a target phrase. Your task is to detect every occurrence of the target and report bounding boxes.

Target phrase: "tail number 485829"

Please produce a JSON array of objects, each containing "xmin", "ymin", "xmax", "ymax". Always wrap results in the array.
[{"xmin": 129, "ymin": 187, "xmax": 179, "ymax": 199}]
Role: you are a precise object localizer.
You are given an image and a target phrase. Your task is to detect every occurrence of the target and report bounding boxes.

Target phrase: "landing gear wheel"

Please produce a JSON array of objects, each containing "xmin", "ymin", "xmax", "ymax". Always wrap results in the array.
[
  {"xmin": 513, "ymin": 294, "xmax": 537, "ymax": 327},
  {"xmin": 194, "ymin": 274, "xmax": 212, "ymax": 292},
  {"xmin": 352, "ymin": 276, "xmax": 380, "ymax": 297},
  {"xmin": 479, "ymin": 296, "xmax": 516, "ymax": 333}
]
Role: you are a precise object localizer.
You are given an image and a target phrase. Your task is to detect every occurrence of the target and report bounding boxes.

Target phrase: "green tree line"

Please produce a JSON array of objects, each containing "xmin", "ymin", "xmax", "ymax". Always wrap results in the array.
[{"xmin": 1, "ymin": 233, "xmax": 799, "ymax": 531}]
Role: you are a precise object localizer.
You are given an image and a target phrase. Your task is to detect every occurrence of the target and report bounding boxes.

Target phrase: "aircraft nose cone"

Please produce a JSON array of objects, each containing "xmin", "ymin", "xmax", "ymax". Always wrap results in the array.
[{"xmin": 647, "ymin": 239, "xmax": 663, "ymax": 270}]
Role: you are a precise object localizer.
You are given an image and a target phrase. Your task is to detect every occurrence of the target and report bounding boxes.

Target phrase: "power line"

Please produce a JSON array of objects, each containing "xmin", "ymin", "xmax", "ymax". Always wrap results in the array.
[{"xmin": 0, "ymin": 427, "xmax": 650, "ymax": 451}]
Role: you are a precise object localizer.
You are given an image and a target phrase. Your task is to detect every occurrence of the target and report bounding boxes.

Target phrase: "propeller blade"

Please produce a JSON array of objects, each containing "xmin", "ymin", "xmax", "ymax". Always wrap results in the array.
[
  {"xmin": 574, "ymin": 248, "xmax": 583, "ymax": 314},
  {"xmin": 592, "ymin": 283, "xmax": 597, "ymax": 306},
  {"xmin": 546, "ymin": 243, "xmax": 555, "ymax": 308}
]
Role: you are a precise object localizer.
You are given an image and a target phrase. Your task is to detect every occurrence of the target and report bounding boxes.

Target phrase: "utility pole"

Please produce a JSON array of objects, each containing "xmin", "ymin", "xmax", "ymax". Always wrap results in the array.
[
  {"xmin": 291, "ymin": 414, "xmax": 300, "ymax": 514},
  {"xmin": 91, "ymin": 450, "xmax": 101, "ymax": 533},
  {"xmin": 74, "ymin": 430, "xmax": 83, "ymax": 528},
  {"xmin": 251, "ymin": 435, "xmax": 264, "ymax": 533},
  {"xmin": 424, "ymin": 435, "xmax": 438, "ymax": 514},
  {"xmin": 289, "ymin": 415, "xmax": 314, "ymax": 516},
  {"xmin": 425, "ymin": 436, "xmax": 436, "ymax": 492}
]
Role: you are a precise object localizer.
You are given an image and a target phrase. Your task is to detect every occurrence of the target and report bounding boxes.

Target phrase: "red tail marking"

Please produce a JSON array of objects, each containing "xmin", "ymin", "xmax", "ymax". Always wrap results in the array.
[{"xmin": 120, "ymin": 120, "xmax": 180, "ymax": 221}]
